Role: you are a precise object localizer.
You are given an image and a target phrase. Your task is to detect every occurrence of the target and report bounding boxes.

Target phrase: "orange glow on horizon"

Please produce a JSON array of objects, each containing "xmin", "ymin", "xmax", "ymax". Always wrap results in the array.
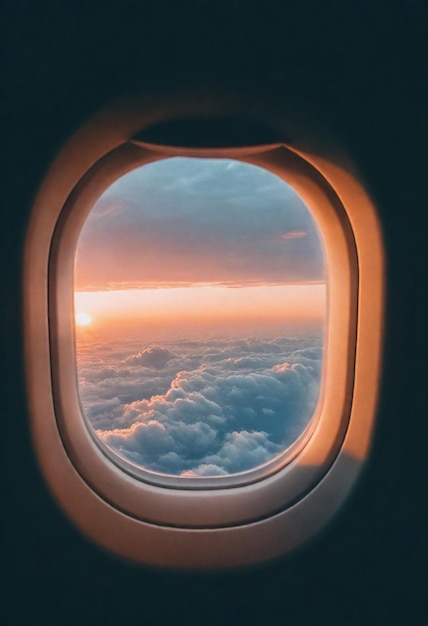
[{"xmin": 75, "ymin": 284, "xmax": 326, "ymax": 336}]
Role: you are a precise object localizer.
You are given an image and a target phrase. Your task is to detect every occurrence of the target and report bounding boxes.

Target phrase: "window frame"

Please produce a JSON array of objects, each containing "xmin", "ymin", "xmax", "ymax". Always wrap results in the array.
[{"xmin": 24, "ymin": 94, "xmax": 384, "ymax": 568}]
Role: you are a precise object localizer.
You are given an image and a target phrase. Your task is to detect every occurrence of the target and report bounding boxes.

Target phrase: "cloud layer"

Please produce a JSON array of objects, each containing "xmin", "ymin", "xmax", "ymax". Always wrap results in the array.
[{"xmin": 77, "ymin": 332, "xmax": 323, "ymax": 476}]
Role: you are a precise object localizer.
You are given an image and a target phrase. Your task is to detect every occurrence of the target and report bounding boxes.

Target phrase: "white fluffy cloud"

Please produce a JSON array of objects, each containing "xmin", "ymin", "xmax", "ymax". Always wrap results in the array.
[
  {"xmin": 77, "ymin": 333, "xmax": 323, "ymax": 476},
  {"xmin": 124, "ymin": 346, "xmax": 176, "ymax": 368}
]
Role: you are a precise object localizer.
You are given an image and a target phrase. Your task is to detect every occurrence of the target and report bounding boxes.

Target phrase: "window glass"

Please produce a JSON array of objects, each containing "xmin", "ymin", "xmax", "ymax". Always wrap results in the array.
[{"xmin": 74, "ymin": 158, "xmax": 326, "ymax": 477}]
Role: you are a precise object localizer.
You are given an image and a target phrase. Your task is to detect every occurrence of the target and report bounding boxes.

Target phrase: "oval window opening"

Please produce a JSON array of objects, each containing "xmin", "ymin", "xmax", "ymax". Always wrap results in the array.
[{"xmin": 74, "ymin": 157, "xmax": 327, "ymax": 479}]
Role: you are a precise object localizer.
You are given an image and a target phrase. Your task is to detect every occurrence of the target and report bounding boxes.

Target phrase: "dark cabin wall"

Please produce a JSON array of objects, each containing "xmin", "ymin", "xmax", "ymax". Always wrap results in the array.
[{"xmin": 3, "ymin": 2, "xmax": 427, "ymax": 625}]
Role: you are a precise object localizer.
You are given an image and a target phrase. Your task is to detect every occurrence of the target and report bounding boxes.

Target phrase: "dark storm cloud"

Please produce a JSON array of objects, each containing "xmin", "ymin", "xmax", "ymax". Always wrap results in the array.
[
  {"xmin": 77, "ymin": 333, "xmax": 323, "ymax": 475},
  {"xmin": 75, "ymin": 158, "xmax": 325, "ymax": 290}
]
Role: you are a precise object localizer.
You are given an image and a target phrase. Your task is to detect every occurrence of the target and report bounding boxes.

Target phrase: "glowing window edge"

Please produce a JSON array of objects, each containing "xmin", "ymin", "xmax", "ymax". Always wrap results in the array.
[
  {"xmin": 58, "ymin": 149, "xmax": 331, "ymax": 489},
  {"xmin": 44, "ymin": 141, "xmax": 357, "ymax": 529},
  {"xmin": 23, "ymin": 99, "xmax": 383, "ymax": 567}
]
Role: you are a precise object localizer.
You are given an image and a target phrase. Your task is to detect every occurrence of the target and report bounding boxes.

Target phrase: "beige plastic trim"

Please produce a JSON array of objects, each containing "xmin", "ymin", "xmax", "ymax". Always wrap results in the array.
[{"xmin": 24, "ymin": 92, "xmax": 383, "ymax": 568}]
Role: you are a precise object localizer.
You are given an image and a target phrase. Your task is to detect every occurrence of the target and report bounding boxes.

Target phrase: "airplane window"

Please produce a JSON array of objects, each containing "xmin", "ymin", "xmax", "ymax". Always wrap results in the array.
[
  {"xmin": 25, "ymin": 97, "xmax": 383, "ymax": 567},
  {"xmin": 74, "ymin": 158, "xmax": 326, "ymax": 478}
]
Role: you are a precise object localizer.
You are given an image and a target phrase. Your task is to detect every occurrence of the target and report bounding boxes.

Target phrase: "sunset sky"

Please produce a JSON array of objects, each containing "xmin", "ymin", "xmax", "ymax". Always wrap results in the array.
[
  {"xmin": 74, "ymin": 157, "xmax": 326, "ymax": 476},
  {"xmin": 74, "ymin": 157, "xmax": 326, "ymax": 335},
  {"xmin": 75, "ymin": 284, "xmax": 326, "ymax": 337}
]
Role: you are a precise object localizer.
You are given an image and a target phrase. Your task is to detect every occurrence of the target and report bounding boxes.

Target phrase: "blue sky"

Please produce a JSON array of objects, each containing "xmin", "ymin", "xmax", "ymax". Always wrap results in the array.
[{"xmin": 75, "ymin": 157, "xmax": 325, "ymax": 290}]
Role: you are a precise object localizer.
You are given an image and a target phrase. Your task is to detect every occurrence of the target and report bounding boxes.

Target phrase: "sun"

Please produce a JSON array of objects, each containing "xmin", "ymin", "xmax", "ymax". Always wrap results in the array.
[{"xmin": 76, "ymin": 312, "xmax": 92, "ymax": 326}]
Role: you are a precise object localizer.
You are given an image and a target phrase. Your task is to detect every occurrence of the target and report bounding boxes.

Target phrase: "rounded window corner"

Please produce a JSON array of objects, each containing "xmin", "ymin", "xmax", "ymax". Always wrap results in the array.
[{"xmin": 24, "ymin": 93, "xmax": 384, "ymax": 569}]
